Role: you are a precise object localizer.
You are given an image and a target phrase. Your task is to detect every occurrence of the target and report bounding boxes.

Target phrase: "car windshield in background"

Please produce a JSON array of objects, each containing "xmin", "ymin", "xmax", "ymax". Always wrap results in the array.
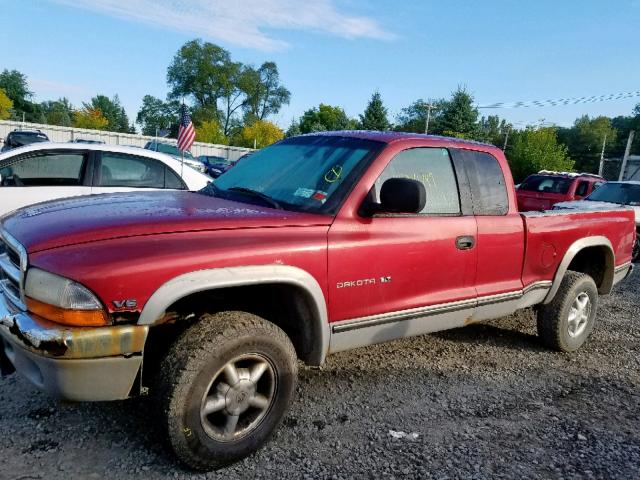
[
  {"xmin": 9, "ymin": 133, "xmax": 49, "ymax": 147},
  {"xmin": 204, "ymin": 135, "xmax": 383, "ymax": 214},
  {"xmin": 586, "ymin": 183, "xmax": 640, "ymax": 206},
  {"xmin": 148, "ymin": 142, "xmax": 195, "ymax": 159},
  {"xmin": 519, "ymin": 175, "xmax": 573, "ymax": 194}
]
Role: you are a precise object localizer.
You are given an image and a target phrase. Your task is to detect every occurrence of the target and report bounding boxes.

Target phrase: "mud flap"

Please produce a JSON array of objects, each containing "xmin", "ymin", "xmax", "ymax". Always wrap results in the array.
[{"xmin": 0, "ymin": 342, "xmax": 15, "ymax": 376}]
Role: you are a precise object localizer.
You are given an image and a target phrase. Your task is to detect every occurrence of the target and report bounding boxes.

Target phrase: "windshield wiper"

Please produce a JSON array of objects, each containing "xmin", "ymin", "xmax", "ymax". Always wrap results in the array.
[{"xmin": 227, "ymin": 187, "xmax": 283, "ymax": 210}]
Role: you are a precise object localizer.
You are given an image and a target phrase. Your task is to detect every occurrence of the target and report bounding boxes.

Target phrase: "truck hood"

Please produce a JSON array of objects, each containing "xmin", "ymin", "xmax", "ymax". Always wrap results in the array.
[
  {"xmin": 554, "ymin": 200, "xmax": 640, "ymax": 225},
  {"xmin": 1, "ymin": 191, "xmax": 332, "ymax": 253}
]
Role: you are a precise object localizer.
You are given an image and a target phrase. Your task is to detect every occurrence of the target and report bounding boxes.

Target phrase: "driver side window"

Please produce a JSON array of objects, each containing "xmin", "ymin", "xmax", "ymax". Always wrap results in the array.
[{"xmin": 373, "ymin": 147, "xmax": 461, "ymax": 215}]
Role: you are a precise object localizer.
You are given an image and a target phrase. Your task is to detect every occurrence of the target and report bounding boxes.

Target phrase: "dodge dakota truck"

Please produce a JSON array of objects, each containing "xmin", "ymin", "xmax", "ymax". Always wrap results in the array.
[{"xmin": 0, "ymin": 131, "xmax": 635, "ymax": 470}]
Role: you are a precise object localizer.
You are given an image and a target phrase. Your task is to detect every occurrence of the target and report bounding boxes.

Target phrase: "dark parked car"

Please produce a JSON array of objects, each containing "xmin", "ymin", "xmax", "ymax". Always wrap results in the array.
[
  {"xmin": 198, "ymin": 155, "xmax": 235, "ymax": 177},
  {"xmin": 1, "ymin": 129, "xmax": 49, "ymax": 152}
]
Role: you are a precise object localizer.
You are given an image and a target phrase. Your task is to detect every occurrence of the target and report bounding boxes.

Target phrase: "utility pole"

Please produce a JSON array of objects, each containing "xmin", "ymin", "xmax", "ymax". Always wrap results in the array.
[
  {"xmin": 424, "ymin": 104, "xmax": 436, "ymax": 134},
  {"xmin": 502, "ymin": 126, "xmax": 511, "ymax": 151},
  {"xmin": 618, "ymin": 130, "xmax": 635, "ymax": 181},
  {"xmin": 597, "ymin": 134, "xmax": 607, "ymax": 177}
]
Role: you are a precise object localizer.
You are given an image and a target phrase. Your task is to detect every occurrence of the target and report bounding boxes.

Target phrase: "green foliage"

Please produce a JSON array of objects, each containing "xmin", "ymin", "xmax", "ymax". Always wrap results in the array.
[
  {"xmin": 167, "ymin": 40, "xmax": 231, "ymax": 108},
  {"xmin": 299, "ymin": 104, "xmax": 355, "ymax": 133},
  {"xmin": 285, "ymin": 119, "xmax": 302, "ymax": 138},
  {"xmin": 73, "ymin": 107, "xmax": 109, "ymax": 130},
  {"xmin": 0, "ymin": 69, "xmax": 31, "ymax": 108},
  {"xmin": 438, "ymin": 87, "xmax": 479, "ymax": 137},
  {"xmin": 235, "ymin": 120, "xmax": 284, "ymax": 148},
  {"xmin": 477, "ymin": 115, "xmax": 510, "ymax": 147},
  {"xmin": 136, "ymin": 95, "xmax": 180, "ymax": 136},
  {"xmin": 85, "ymin": 95, "xmax": 133, "ymax": 133},
  {"xmin": 359, "ymin": 91, "xmax": 390, "ymax": 131},
  {"xmin": 196, "ymin": 119, "xmax": 227, "ymax": 145},
  {"xmin": 242, "ymin": 62, "xmax": 291, "ymax": 122},
  {"xmin": 166, "ymin": 40, "xmax": 290, "ymax": 138},
  {"xmin": 557, "ymin": 115, "xmax": 617, "ymax": 172},
  {"xmin": 0, "ymin": 88, "xmax": 13, "ymax": 120},
  {"xmin": 507, "ymin": 127, "xmax": 574, "ymax": 182},
  {"xmin": 395, "ymin": 98, "xmax": 446, "ymax": 133},
  {"xmin": 41, "ymin": 98, "xmax": 73, "ymax": 126}
]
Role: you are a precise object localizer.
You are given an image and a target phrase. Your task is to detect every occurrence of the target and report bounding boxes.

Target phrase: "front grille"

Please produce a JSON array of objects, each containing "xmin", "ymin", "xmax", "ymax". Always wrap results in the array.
[{"xmin": 0, "ymin": 231, "xmax": 27, "ymax": 310}]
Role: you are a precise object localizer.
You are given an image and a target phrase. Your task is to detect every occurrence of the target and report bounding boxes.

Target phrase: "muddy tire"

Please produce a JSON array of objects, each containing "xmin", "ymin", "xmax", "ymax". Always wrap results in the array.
[
  {"xmin": 155, "ymin": 311, "xmax": 298, "ymax": 470},
  {"xmin": 537, "ymin": 271, "xmax": 598, "ymax": 352}
]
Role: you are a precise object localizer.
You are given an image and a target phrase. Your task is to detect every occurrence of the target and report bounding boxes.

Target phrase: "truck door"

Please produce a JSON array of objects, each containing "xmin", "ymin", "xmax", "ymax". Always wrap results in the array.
[
  {"xmin": 451, "ymin": 149, "xmax": 524, "ymax": 302},
  {"xmin": 327, "ymin": 146, "xmax": 478, "ymax": 339}
]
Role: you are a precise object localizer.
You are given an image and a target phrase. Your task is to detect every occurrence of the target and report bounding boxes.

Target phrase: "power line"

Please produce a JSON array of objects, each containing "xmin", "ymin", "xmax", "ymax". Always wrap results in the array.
[{"xmin": 478, "ymin": 90, "xmax": 640, "ymax": 109}]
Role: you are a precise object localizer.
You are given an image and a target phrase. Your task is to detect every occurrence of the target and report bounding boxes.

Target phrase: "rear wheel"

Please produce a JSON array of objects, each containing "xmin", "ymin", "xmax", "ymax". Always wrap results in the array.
[
  {"xmin": 632, "ymin": 235, "xmax": 640, "ymax": 263},
  {"xmin": 156, "ymin": 311, "xmax": 298, "ymax": 470},
  {"xmin": 537, "ymin": 271, "xmax": 598, "ymax": 352}
]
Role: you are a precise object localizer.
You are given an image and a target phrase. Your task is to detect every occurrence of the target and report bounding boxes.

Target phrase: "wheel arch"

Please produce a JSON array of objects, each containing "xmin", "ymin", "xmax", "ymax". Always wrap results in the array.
[
  {"xmin": 543, "ymin": 236, "xmax": 615, "ymax": 304},
  {"xmin": 138, "ymin": 265, "xmax": 329, "ymax": 366}
]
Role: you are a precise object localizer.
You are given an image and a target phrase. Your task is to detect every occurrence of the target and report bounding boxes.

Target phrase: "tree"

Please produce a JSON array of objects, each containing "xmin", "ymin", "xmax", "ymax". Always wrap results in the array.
[
  {"xmin": 557, "ymin": 115, "xmax": 617, "ymax": 173},
  {"xmin": 395, "ymin": 98, "xmax": 446, "ymax": 133},
  {"xmin": 285, "ymin": 119, "xmax": 302, "ymax": 137},
  {"xmin": 242, "ymin": 62, "xmax": 291, "ymax": 122},
  {"xmin": 359, "ymin": 91, "xmax": 390, "ymax": 130},
  {"xmin": 85, "ymin": 95, "xmax": 133, "ymax": 133},
  {"xmin": 167, "ymin": 39, "xmax": 231, "ymax": 109},
  {"xmin": 299, "ymin": 104, "xmax": 356, "ymax": 133},
  {"xmin": 136, "ymin": 95, "xmax": 179, "ymax": 136},
  {"xmin": 219, "ymin": 61, "xmax": 251, "ymax": 136},
  {"xmin": 439, "ymin": 87, "xmax": 479, "ymax": 138},
  {"xmin": 235, "ymin": 120, "xmax": 284, "ymax": 149},
  {"xmin": 196, "ymin": 119, "xmax": 227, "ymax": 145},
  {"xmin": 507, "ymin": 127, "xmax": 574, "ymax": 182},
  {"xmin": 478, "ymin": 115, "xmax": 510, "ymax": 147},
  {"xmin": 0, "ymin": 70, "xmax": 31, "ymax": 108},
  {"xmin": 41, "ymin": 98, "xmax": 73, "ymax": 126},
  {"xmin": 0, "ymin": 88, "xmax": 13, "ymax": 120},
  {"xmin": 73, "ymin": 107, "xmax": 109, "ymax": 130}
]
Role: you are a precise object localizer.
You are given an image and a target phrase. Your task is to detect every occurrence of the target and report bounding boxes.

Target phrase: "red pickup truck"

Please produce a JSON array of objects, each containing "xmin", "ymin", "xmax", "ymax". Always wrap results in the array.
[
  {"xmin": 516, "ymin": 171, "xmax": 606, "ymax": 211},
  {"xmin": 0, "ymin": 132, "xmax": 635, "ymax": 470}
]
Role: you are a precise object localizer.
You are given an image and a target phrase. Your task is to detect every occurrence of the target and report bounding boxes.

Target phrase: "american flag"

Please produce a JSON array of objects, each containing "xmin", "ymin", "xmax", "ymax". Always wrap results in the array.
[{"xmin": 177, "ymin": 104, "xmax": 195, "ymax": 152}]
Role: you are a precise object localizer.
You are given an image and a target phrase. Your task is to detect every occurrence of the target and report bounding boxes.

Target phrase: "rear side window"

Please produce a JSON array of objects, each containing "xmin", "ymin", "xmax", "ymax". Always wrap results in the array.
[
  {"xmin": 575, "ymin": 180, "xmax": 589, "ymax": 197},
  {"xmin": 165, "ymin": 168, "xmax": 186, "ymax": 189},
  {"xmin": 373, "ymin": 147, "xmax": 461, "ymax": 215},
  {"xmin": 459, "ymin": 150, "xmax": 509, "ymax": 215},
  {"xmin": 98, "ymin": 153, "xmax": 166, "ymax": 188}
]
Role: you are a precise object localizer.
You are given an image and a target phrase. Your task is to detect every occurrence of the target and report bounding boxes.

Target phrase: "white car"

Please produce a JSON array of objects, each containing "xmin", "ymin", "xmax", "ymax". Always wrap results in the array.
[
  {"xmin": 0, "ymin": 142, "xmax": 211, "ymax": 217},
  {"xmin": 554, "ymin": 181, "xmax": 640, "ymax": 261}
]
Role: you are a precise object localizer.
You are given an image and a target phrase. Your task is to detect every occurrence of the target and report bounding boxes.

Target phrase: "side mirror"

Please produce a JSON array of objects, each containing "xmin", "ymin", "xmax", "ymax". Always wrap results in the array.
[{"xmin": 377, "ymin": 178, "xmax": 426, "ymax": 214}]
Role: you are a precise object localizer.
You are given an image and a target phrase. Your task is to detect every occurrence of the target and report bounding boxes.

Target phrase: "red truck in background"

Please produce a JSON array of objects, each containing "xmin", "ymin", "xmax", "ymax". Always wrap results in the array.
[
  {"xmin": 0, "ymin": 132, "xmax": 635, "ymax": 470},
  {"xmin": 516, "ymin": 171, "xmax": 606, "ymax": 211}
]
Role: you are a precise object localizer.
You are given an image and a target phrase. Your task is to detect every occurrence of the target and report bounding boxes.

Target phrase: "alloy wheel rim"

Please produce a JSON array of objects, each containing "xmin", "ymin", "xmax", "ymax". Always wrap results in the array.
[
  {"xmin": 199, "ymin": 353, "xmax": 276, "ymax": 442},
  {"xmin": 568, "ymin": 292, "xmax": 591, "ymax": 338}
]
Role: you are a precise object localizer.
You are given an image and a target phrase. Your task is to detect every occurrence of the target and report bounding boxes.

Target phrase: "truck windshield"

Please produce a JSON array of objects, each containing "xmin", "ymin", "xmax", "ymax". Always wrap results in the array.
[
  {"xmin": 519, "ymin": 175, "xmax": 573, "ymax": 194},
  {"xmin": 201, "ymin": 135, "xmax": 383, "ymax": 214},
  {"xmin": 586, "ymin": 183, "xmax": 640, "ymax": 206}
]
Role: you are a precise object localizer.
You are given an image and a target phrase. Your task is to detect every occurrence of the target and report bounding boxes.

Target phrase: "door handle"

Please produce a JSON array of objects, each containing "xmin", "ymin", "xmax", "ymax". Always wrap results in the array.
[{"xmin": 456, "ymin": 235, "xmax": 475, "ymax": 250}]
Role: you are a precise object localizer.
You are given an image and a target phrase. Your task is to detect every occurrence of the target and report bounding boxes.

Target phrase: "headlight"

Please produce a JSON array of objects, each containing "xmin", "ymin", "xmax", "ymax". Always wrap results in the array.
[{"xmin": 24, "ymin": 268, "xmax": 109, "ymax": 326}]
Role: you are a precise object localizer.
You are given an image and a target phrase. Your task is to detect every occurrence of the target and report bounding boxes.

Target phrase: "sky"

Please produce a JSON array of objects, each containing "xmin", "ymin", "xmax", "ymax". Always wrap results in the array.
[{"xmin": 1, "ymin": 0, "xmax": 639, "ymax": 131}]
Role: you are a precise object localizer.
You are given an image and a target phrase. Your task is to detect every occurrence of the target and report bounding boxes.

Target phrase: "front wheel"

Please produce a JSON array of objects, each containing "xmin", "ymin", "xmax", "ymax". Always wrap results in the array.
[
  {"xmin": 632, "ymin": 236, "xmax": 640, "ymax": 263},
  {"xmin": 537, "ymin": 271, "xmax": 598, "ymax": 352},
  {"xmin": 156, "ymin": 311, "xmax": 298, "ymax": 470}
]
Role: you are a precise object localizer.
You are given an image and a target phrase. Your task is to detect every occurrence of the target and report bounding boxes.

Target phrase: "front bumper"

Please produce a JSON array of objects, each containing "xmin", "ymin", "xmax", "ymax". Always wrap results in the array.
[{"xmin": 0, "ymin": 293, "xmax": 148, "ymax": 401}]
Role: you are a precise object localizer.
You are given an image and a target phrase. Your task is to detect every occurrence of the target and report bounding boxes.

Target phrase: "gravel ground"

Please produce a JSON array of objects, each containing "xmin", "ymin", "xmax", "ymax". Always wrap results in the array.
[{"xmin": 1, "ymin": 271, "xmax": 638, "ymax": 480}]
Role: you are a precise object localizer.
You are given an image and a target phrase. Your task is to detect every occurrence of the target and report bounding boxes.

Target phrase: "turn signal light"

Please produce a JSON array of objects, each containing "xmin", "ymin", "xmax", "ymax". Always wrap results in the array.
[{"xmin": 26, "ymin": 297, "xmax": 110, "ymax": 327}]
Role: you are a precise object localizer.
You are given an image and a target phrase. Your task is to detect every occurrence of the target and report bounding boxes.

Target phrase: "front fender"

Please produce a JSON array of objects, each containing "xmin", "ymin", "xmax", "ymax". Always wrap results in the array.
[{"xmin": 138, "ymin": 264, "xmax": 330, "ymax": 365}]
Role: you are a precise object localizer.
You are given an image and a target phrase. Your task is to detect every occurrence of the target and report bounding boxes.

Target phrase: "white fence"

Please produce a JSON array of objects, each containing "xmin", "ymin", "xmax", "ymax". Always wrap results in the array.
[{"xmin": 0, "ymin": 120, "xmax": 254, "ymax": 161}]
